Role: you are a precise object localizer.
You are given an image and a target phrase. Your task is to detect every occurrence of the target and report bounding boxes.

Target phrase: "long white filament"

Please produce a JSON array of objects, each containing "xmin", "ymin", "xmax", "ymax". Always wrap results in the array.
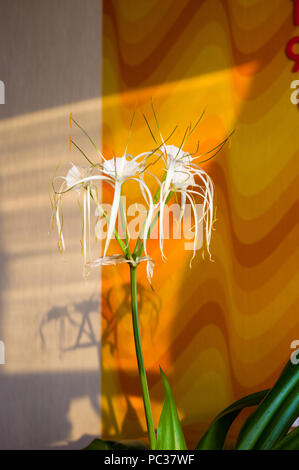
[
  {"xmin": 184, "ymin": 191, "xmax": 198, "ymax": 265},
  {"xmin": 83, "ymin": 190, "xmax": 87, "ymax": 277},
  {"xmin": 87, "ymin": 186, "xmax": 91, "ymax": 263},
  {"xmin": 103, "ymin": 181, "xmax": 122, "ymax": 256},
  {"xmin": 129, "ymin": 177, "xmax": 154, "ymax": 256},
  {"xmin": 55, "ymin": 197, "xmax": 65, "ymax": 252},
  {"xmin": 54, "ymin": 180, "xmax": 67, "ymax": 253},
  {"xmin": 180, "ymin": 191, "xmax": 186, "ymax": 222},
  {"xmin": 159, "ymin": 182, "xmax": 167, "ymax": 261},
  {"xmin": 159, "ymin": 159, "xmax": 176, "ymax": 260}
]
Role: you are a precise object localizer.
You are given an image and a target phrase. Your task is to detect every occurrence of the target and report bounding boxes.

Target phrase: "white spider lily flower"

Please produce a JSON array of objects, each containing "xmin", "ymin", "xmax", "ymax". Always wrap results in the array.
[
  {"xmin": 159, "ymin": 145, "xmax": 214, "ymax": 263},
  {"xmin": 54, "ymin": 152, "xmax": 155, "ymax": 277},
  {"xmin": 101, "ymin": 154, "xmax": 154, "ymax": 258},
  {"xmin": 101, "ymin": 155, "xmax": 138, "ymax": 256},
  {"xmin": 65, "ymin": 164, "xmax": 91, "ymax": 191},
  {"xmin": 66, "ymin": 165, "xmax": 94, "ymax": 272},
  {"xmin": 54, "ymin": 164, "xmax": 113, "ymax": 277},
  {"xmin": 103, "ymin": 155, "xmax": 140, "ymax": 181},
  {"xmin": 54, "ymin": 164, "xmax": 92, "ymax": 254}
]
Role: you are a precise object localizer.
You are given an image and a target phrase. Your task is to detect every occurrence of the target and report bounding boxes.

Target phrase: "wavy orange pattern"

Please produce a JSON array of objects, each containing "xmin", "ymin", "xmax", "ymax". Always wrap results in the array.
[{"xmin": 101, "ymin": 0, "xmax": 299, "ymax": 446}]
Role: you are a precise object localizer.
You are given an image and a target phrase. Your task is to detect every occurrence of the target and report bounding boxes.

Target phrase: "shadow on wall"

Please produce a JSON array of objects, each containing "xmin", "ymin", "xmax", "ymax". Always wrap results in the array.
[
  {"xmin": 0, "ymin": 287, "xmax": 158, "ymax": 449},
  {"xmin": 38, "ymin": 284, "xmax": 161, "ymax": 444},
  {"xmin": 0, "ymin": 371, "xmax": 99, "ymax": 449},
  {"xmin": 0, "ymin": 296, "xmax": 101, "ymax": 449},
  {"xmin": 100, "ymin": 281, "xmax": 161, "ymax": 440}
]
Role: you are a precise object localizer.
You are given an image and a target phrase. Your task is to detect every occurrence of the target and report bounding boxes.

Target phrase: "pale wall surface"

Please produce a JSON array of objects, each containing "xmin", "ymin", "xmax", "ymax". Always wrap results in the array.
[{"xmin": 0, "ymin": 0, "xmax": 102, "ymax": 449}]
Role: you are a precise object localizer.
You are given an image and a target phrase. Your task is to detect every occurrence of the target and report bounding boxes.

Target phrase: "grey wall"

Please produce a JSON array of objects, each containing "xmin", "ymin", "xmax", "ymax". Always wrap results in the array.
[
  {"xmin": 0, "ymin": 0, "xmax": 102, "ymax": 119},
  {"xmin": 0, "ymin": 0, "xmax": 102, "ymax": 450}
]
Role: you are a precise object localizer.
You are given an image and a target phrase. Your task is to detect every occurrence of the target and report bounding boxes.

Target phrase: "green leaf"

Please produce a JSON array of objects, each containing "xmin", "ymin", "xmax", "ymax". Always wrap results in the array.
[
  {"xmin": 236, "ymin": 360, "xmax": 299, "ymax": 450},
  {"xmin": 272, "ymin": 426, "xmax": 299, "ymax": 450},
  {"xmin": 195, "ymin": 390, "xmax": 269, "ymax": 450},
  {"xmin": 254, "ymin": 388, "xmax": 299, "ymax": 449},
  {"xmin": 156, "ymin": 368, "xmax": 187, "ymax": 450},
  {"xmin": 83, "ymin": 438, "xmax": 147, "ymax": 451}
]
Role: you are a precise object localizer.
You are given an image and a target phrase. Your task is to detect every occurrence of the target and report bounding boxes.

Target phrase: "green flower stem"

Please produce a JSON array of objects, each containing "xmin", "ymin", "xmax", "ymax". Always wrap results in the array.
[
  {"xmin": 119, "ymin": 187, "xmax": 133, "ymax": 260},
  {"xmin": 130, "ymin": 265, "xmax": 156, "ymax": 449},
  {"xmin": 133, "ymin": 191, "xmax": 173, "ymax": 258}
]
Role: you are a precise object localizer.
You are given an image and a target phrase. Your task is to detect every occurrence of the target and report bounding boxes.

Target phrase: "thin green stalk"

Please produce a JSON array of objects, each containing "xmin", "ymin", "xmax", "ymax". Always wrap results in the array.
[
  {"xmin": 119, "ymin": 188, "xmax": 133, "ymax": 260},
  {"xmin": 130, "ymin": 265, "xmax": 156, "ymax": 449},
  {"xmin": 133, "ymin": 190, "xmax": 173, "ymax": 258}
]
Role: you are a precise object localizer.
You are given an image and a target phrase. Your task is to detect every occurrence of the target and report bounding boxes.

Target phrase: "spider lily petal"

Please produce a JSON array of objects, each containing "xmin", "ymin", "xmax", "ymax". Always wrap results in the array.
[
  {"xmin": 159, "ymin": 146, "xmax": 189, "ymax": 260},
  {"xmin": 103, "ymin": 181, "xmax": 122, "ymax": 256},
  {"xmin": 188, "ymin": 169, "xmax": 214, "ymax": 258},
  {"xmin": 179, "ymin": 191, "xmax": 186, "ymax": 222},
  {"xmin": 55, "ymin": 195, "xmax": 65, "ymax": 252},
  {"xmin": 159, "ymin": 182, "xmax": 168, "ymax": 261},
  {"xmin": 129, "ymin": 177, "xmax": 154, "ymax": 256},
  {"xmin": 101, "ymin": 155, "xmax": 142, "ymax": 255},
  {"xmin": 183, "ymin": 190, "xmax": 200, "ymax": 265},
  {"xmin": 103, "ymin": 155, "xmax": 140, "ymax": 181},
  {"xmin": 53, "ymin": 164, "xmax": 89, "ymax": 253},
  {"xmin": 53, "ymin": 164, "xmax": 112, "ymax": 272},
  {"xmin": 87, "ymin": 254, "xmax": 155, "ymax": 287},
  {"xmin": 65, "ymin": 165, "xmax": 94, "ymax": 277},
  {"xmin": 65, "ymin": 164, "xmax": 89, "ymax": 191},
  {"xmin": 101, "ymin": 154, "xmax": 155, "ymax": 256},
  {"xmin": 159, "ymin": 144, "xmax": 214, "ymax": 262}
]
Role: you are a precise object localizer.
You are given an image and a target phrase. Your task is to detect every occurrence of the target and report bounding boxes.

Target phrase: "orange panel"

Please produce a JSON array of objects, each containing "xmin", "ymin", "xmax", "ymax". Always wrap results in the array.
[{"xmin": 101, "ymin": 0, "xmax": 299, "ymax": 447}]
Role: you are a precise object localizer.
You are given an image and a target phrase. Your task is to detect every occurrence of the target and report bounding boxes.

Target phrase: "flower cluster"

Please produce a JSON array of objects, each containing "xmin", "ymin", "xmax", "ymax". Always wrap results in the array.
[{"xmin": 51, "ymin": 109, "xmax": 230, "ymax": 283}]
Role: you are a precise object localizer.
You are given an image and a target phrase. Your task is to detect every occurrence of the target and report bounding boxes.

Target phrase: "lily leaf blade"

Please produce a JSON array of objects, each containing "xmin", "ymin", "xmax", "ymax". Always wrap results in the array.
[
  {"xmin": 156, "ymin": 368, "xmax": 187, "ymax": 450},
  {"xmin": 272, "ymin": 426, "xmax": 299, "ymax": 450},
  {"xmin": 236, "ymin": 360, "xmax": 299, "ymax": 450}
]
